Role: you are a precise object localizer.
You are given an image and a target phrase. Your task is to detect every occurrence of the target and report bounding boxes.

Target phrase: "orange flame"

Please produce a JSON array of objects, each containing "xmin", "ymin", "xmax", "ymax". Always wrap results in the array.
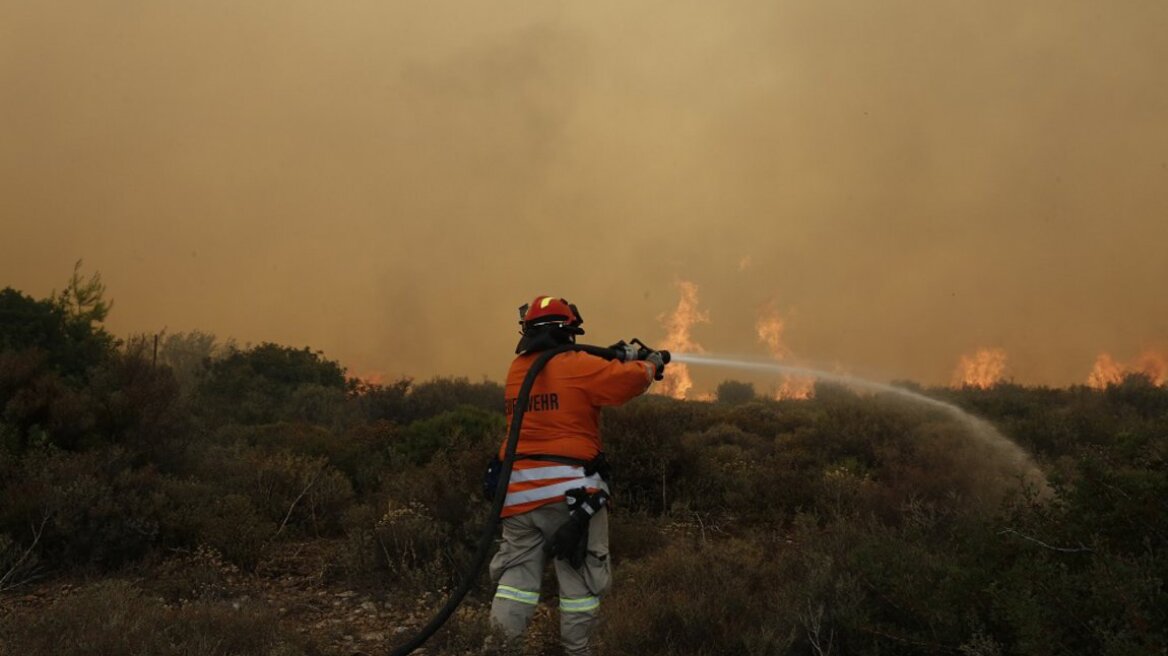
[
  {"xmin": 1134, "ymin": 351, "xmax": 1168, "ymax": 385},
  {"xmin": 653, "ymin": 280, "xmax": 709, "ymax": 400},
  {"xmin": 1087, "ymin": 353, "xmax": 1124, "ymax": 389},
  {"xmin": 755, "ymin": 304, "xmax": 814, "ymax": 400},
  {"xmin": 348, "ymin": 369, "xmax": 386, "ymax": 387},
  {"xmin": 1088, "ymin": 350, "xmax": 1168, "ymax": 388},
  {"xmin": 952, "ymin": 348, "xmax": 1007, "ymax": 389}
]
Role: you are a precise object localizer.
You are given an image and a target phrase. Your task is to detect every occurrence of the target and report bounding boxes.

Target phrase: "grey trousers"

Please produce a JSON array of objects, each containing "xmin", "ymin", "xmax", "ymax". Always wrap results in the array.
[{"xmin": 489, "ymin": 502, "xmax": 611, "ymax": 656}]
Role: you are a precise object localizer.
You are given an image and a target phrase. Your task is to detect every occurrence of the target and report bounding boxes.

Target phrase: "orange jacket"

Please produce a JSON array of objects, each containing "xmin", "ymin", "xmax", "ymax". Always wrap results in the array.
[{"xmin": 498, "ymin": 351, "xmax": 654, "ymax": 516}]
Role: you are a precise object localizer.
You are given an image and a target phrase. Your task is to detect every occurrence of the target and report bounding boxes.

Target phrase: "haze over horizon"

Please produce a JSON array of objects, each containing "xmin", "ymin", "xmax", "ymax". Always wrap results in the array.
[{"xmin": 3, "ymin": 1, "xmax": 1166, "ymax": 391}]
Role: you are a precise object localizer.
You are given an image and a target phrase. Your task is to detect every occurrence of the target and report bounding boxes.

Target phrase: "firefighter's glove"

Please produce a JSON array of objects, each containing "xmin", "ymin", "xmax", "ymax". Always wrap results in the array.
[
  {"xmin": 607, "ymin": 340, "xmax": 639, "ymax": 363},
  {"xmin": 546, "ymin": 488, "xmax": 609, "ymax": 569},
  {"xmin": 645, "ymin": 350, "xmax": 668, "ymax": 381}
]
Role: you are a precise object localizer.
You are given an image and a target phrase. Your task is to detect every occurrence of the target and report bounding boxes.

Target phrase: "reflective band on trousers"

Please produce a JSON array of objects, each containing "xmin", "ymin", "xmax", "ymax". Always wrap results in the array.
[
  {"xmin": 503, "ymin": 474, "xmax": 609, "ymax": 508},
  {"xmin": 495, "ymin": 585, "xmax": 539, "ymax": 605},
  {"xmin": 559, "ymin": 595, "xmax": 600, "ymax": 613}
]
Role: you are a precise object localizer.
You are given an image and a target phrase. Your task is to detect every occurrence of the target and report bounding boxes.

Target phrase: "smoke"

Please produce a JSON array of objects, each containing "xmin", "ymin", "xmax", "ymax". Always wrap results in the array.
[{"xmin": 2, "ymin": 0, "xmax": 1166, "ymax": 387}]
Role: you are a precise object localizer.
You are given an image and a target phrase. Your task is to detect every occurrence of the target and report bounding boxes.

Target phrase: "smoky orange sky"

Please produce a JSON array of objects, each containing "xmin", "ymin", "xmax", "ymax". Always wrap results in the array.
[{"xmin": 3, "ymin": 1, "xmax": 1166, "ymax": 390}]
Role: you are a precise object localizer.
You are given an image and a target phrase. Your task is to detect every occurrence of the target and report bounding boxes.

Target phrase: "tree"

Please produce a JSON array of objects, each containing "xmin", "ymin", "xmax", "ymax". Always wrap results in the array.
[
  {"xmin": 158, "ymin": 330, "xmax": 229, "ymax": 393},
  {"xmin": 197, "ymin": 343, "xmax": 348, "ymax": 424},
  {"xmin": 53, "ymin": 260, "xmax": 112, "ymax": 325},
  {"xmin": 0, "ymin": 262, "xmax": 115, "ymax": 380}
]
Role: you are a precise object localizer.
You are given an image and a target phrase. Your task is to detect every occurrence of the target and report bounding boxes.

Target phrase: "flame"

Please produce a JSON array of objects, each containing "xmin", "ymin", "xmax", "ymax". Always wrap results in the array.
[
  {"xmin": 755, "ymin": 306, "xmax": 792, "ymax": 360},
  {"xmin": 1088, "ymin": 350, "xmax": 1168, "ymax": 388},
  {"xmin": 775, "ymin": 376, "xmax": 815, "ymax": 400},
  {"xmin": 755, "ymin": 304, "xmax": 814, "ymax": 400},
  {"xmin": 1134, "ymin": 351, "xmax": 1168, "ymax": 385},
  {"xmin": 348, "ymin": 369, "xmax": 385, "ymax": 387},
  {"xmin": 952, "ymin": 348, "xmax": 1007, "ymax": 389},
  {"xmin": 1087, "ymin": 353, "xmax": 1124, "ymax": 389},
  {"xmin": 653, "ymin": 280, "xmax": 709, "ymax": 399}
]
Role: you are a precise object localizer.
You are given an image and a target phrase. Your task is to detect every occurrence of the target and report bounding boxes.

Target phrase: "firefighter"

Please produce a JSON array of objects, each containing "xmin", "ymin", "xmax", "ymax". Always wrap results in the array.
[{"xmin": 489, "ymin": 296, "xmax": 666, "ymax": 656}]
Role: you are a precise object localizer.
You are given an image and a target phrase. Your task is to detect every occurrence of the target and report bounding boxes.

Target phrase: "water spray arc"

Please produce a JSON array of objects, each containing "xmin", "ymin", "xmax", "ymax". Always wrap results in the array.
[{"xmin": 672, "ymin": 352, "xmax": 1048, "ymax": 487}]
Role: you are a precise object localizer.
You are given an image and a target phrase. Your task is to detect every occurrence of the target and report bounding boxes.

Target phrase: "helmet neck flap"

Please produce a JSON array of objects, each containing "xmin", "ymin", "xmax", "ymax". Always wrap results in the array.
[
  {"xmin": 515, "ymin": 324, "xmax": 578, "ymax": 354},
  {"xmin": 515, "ymin": 296, "xmax": 585, "ymax": 355}
]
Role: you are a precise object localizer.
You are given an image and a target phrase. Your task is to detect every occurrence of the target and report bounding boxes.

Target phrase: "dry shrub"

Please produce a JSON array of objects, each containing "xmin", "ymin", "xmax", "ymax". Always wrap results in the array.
[
  {"xmin": 863, "ymin": 419, "xmax": 1030, "ymax": 519},
  {"xmin": 608, "ymin": 512, "xmax": 669, "ymax": 561},
  {"xmin": 251, "ymin": 453, "xmax": 354, "ymax": 537},
  {"xmin": 340, "ymin": 500, "xmax": 450, "ymax": 591},
  {"xmin": 142, "ymin": 545, "xmax": 239, "ymax": 603},
  {"xmin": 600, "ymin": 538, "xmax": 798, "ymax": 655},
  {"xmin": 0, "ymin": 580, "xmax": 313, "ymax": 656},
  {"xmin": 0, "ymin": 531, "xmax": 41, "ymax": 592},
  {"xmin": 423, "ymin": 603, "xmax": 528, "ymax": 655},
  {"xmin": 196, "ymin": 493, "xmax": 274, "ymax": 570}
]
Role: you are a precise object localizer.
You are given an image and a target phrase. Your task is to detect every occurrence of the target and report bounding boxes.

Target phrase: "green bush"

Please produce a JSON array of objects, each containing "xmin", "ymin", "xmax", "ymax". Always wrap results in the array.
[
  {"xmin": 401, "ymin": 377, "xmax": 504, "ymax": 423},
  {"xmin": 196, "ymin": 343, "xmax": 347, "ymax": 425},
  {"xmin": 394, "ymin": 405, "xmax": 503, "ymax": 466},
  {"xmin": 0, "ymin": 448, "xmax": 167, "ymax": 568}
]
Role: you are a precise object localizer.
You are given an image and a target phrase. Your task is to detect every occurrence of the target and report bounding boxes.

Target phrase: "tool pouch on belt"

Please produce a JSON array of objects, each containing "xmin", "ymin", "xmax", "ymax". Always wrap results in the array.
[
  {"xmin": 546, "ymin": 487, "xmax": 609, "ymax": 569},
  {"xmin": 482, "ymin": 455, "xmax": 503, "ymax": 502},
  {"xmin": 584, "ymin": 452, "xmax": 611, "ymax": 482}
]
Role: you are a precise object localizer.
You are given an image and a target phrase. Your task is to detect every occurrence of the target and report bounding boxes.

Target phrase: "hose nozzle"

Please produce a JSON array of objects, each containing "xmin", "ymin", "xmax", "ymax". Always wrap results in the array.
[
  {"xmin": 628, "ymin": 338, "xmax": 670, "ymax": 380},
  {"xmin": 607, "ymin": 339, "xmax": 669, "ymax": 379}
]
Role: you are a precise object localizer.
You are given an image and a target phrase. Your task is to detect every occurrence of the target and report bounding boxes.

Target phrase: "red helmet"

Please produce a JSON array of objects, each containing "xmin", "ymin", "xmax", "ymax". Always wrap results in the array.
[{"xmin": 518, "ymin": 296, "xmax": 584, "ymax": 333}]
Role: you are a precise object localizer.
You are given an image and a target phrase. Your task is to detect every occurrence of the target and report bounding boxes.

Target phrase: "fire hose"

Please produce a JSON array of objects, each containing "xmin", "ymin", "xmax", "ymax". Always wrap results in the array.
[{"xmin": 387, "ymin": 340, "xmax": 669, "ymax": 656}]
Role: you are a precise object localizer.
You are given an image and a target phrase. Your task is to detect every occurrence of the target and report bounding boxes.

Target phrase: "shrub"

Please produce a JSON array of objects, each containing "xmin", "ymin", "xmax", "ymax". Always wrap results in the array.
[
  {"xmin": 340, "ymin": 500, "xmax": 450, "ymax": 591},
  {"xmin": 0, "ymin": 579, "xmax": 313, "ymax": 656},
  {"xmin": 0, "ymin": 448, "xmax": 167, "ymax": 568},
  {"xmin": 402, "ymin": 377, "xmax": 504, "ymax": 423},
  {"xmin": 393, "ymin": 406, "xmax": 503, "ymax": 466},
  {"xmin": 197, "ymin": 343, "xmax": 347, "ymax": 425},
  {"xmin": 250, "ymin": 452, "xmax": 354, "ymax": 537},
  {"xmin": 715, "ymin": 379, "xmax": 756, "ymax": 405},
  {"xmin": 601, "ymin": 538, "xmax": 799, "ymax": 655},
  {"xmin": 195, "ymin": 494, "xmax": 274, "ymax": 570}
]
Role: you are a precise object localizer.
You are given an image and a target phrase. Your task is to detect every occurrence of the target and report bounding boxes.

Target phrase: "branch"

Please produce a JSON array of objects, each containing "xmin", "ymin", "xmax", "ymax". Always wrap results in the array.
[
  {"xmin": 271, "ymin": 464, "xmax": 327, "ymax": 540},
  {"xmin": 0, "ymin": 512, "xmax": 50, "ymax": 593},
  {"xmin": 802, "ymin": 601, "xmax": 835, "ymax": 656},
  {"xmin": 854, "ymin": 624, "xmax": 959, "ymax": 653},
  {"xmin": 999, "ymin": 528, "xmax": 1093, "ymax": 553}
]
